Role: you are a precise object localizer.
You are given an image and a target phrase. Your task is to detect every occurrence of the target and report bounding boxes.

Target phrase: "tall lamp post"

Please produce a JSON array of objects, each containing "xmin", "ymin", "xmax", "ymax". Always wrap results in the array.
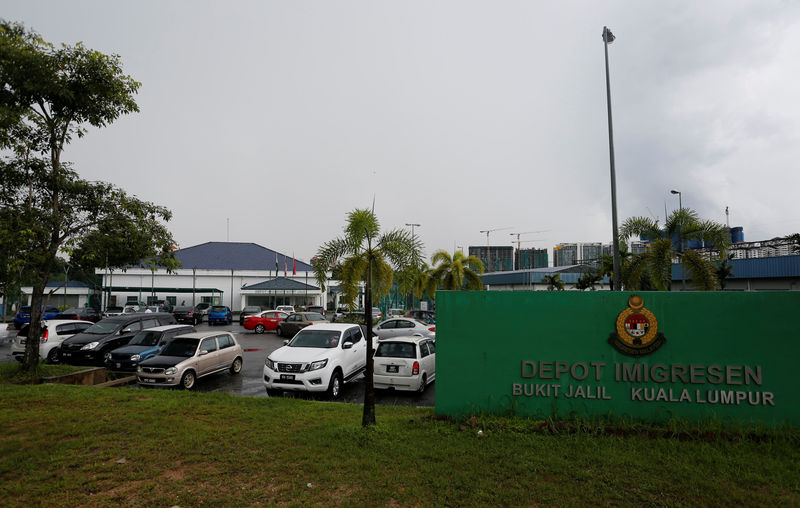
[
  {"xmin": 671, "ymin": 189, "xmax": 685, "ymax": 290},
  {"xmin": 405, "ymin": 223, "xmax": 420, "ymax": 309},
  {"xmin": 603, "ymin": 26, "xmax": 621, "ymax": 291}
]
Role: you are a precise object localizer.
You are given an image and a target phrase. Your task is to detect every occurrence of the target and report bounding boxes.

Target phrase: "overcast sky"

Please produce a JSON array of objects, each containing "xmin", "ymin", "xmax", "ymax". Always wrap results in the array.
[{"xmin": 5, "ymin": 1, "xmax": 799, "ymax": 265}]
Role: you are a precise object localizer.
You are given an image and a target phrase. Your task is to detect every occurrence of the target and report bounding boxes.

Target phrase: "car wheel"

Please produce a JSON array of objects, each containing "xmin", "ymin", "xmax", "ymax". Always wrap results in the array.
[
  {"xmin": 230, "ymin": 357, "xmax": 243, "ymax": 374},
  {"xmin": 276, "ymin": 326, "xmax": 283, "ymax": 337},
  {"xmin": 46, "ymin": 348, "xmax": 59, "ymax": 364},
  {"xmin": 254, "ymin": 324, "xmax": 266, "ymax": 334},
  {"xmin": 418, "ymin": 373, "xmax": 428, "ymax": 394},
  {"xmin": 181, "ymin": 370, "xmax": 196, "ymax": 390},
  {"xmin": 327, "ymin": 370, "xmax": 343, "ymax": 400}
]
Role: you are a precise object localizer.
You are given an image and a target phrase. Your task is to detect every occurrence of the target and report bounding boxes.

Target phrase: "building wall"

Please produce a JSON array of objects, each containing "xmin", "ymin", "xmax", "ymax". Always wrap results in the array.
[{"xmin": 100, "ymin": 268, "xmax": 325, "ymax": 312}]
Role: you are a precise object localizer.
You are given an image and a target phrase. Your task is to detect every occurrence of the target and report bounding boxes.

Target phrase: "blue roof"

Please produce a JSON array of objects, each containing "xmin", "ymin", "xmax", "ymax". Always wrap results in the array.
[
  {"xmin": 175, "ymin": 242, "xmax": 313, "ymax": 272},
  {"xmin": 45, "ymin": 281, "xmax": 89, "ymax": 288},
  {"xmin": 242, "ymin": 277, "xmax": 319, "ymax": 291},
  {"xmin": 481, "ymin": 265, "xmax": 610, "ymax": 285},
  {"xmin": 672, "ymin": 255, "xmax": 800, "ymax": 280}
]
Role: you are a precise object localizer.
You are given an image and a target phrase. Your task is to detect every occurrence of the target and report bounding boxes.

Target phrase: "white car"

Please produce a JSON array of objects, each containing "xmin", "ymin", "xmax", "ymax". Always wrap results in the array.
[
  {"xmin": 276, "ymin": 305, "xmax": 295, "ymax": 315},
  {"xmin": 373, "ymin": 336, "xmax": 436, "ymax": 393},
  {"xmin": 263, "ymin": 323, "xmax": 366, "ymax": 398},
  {"xmin": 372, "ymin": 318, "xmax": 436, "ymax": 340},
  {"xmin": 11, "ymin": 319, "xmax": 94, "ymax": 363}
]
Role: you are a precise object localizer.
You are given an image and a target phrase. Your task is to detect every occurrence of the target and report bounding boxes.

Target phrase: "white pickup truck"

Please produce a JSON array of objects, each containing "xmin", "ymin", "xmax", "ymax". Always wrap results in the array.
[{"xmin": 263, "ymin": 323, "xmax": 368, "ymax": 398}]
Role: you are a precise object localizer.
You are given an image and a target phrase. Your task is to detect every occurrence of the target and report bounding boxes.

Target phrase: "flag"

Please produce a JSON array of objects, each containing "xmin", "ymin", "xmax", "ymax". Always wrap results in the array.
[
  {"xmin": 292, "ymin": 253, "xmax": 296, "ymax": 275},
  {"xmin": 284, "ymin": 256, "xmax": 287, "ymax": 277},
  {"xmin": 275, "ymin": 251, "xmax": 278, "ymax": 274}
]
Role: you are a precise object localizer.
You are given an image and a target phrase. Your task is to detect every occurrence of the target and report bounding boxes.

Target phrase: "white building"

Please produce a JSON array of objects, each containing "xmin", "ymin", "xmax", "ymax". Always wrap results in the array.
[{"xmin": 98, "ymin": 242, "xmax": 336, "ymax": 312}]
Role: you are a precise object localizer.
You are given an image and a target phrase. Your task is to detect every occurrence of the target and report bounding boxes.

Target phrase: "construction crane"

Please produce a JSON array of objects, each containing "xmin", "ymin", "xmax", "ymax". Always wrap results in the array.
[
  {"xmin": 510, "ymin": 230, "xmax": 550, "ymax": 270},
  {"xmin": 511, "ymin": 239, "xmax": 546, "ymax": 270},
  {"xmin": 479, "ymin": 227, "xmax": 513, "ymax": 272}
]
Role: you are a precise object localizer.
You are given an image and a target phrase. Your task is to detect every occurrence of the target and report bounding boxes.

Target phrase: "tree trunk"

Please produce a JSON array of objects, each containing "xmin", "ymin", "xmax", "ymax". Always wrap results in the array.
[
  {"xmin": 23, "ymin": 277, "xmax": 46, "ymax": 370},
  {"xmin": 362, "ymin": 271, "xmax": 376, "ymax": 427}
]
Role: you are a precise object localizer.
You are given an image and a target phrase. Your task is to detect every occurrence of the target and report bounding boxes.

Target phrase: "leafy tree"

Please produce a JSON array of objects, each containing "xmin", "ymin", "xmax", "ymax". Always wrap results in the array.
[
  {"xmin": 542, "ymin": 273, "xmax": 565, "ymax": 291},
  {"xmin": 715, "ymin": 254, "xmax": 735, "ymax": 290},
  {"xmin": 0, "ymin": 20, "xmax": 177, "ymax": 370},
  {"xmin": 312, "ymin": 208, "xmax": 422, "ymax": 427},
  {"xmin": 428, "ymin": 250, "xmax": 485, "ymax": 295},
  {"xmin": 783, "ymin": 233, "xmax": 800, "ymax": 254},
  {"xmin": 575, "ymin": 268, "xmax": 601, "ymax": 290},
  {"xmin": 620, "ymin": 208, "xmax": 729, "ymax": 291}
]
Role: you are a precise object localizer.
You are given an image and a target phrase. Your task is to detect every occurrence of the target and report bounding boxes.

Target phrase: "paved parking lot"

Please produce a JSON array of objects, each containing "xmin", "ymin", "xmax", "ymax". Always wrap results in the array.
[{"xmin": 0, "ymin": 321, "xmax": 435, "ymax": 407}]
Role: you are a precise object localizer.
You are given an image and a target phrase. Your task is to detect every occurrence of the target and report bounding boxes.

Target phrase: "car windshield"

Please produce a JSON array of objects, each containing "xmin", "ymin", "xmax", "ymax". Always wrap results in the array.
[
  {"xmin": 243, "ymin": 306, "xmax": 260, "ymax": 312},
  {"xmin": 107, "ymin": 307, "xmax": 123, "ymax": 312},
  {"xmin": 289, "ymin": 330, "xmax": 341, "ymax": 348},
  {"xmin": 83, "ymin": 321, "xmax": 121, "ymax": 335},
  {"xmin": 211, "ymin": 306, "xmax": 227, "ymax": 312},
  {"xmin": 160, "ymin": 337, "xmax": 199, "ymax": 357},
  {"xmin": 129, "ymin": 331, "xmax": 162, "ymax": 346},
  {"xmin": 60, "ymin": 308, "xmax": 79, "ymax": 314},
  {"xmin": 305, "ymin": 313, "xmax": 325, "ymax": 321},
  {"xmin": 174, "ymin": 306, "xmax": 192, "ymax": 312},
  {"xmin": 375, "ymin": 342, "xmax": 416, "ymax": 359}
]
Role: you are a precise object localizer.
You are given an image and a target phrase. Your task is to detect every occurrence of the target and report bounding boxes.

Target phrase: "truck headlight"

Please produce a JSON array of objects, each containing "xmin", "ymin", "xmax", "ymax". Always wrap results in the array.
[
  {"xmin": 264, "ymin": 357, "xmax": 275, "ymax": 370},
  {"xmin": 307, "ymin": 359, "xmax": 328, "ymax": 371}
]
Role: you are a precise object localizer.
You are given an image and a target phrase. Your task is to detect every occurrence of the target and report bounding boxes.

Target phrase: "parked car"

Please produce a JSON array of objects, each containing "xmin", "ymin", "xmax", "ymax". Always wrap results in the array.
[
  {"xmin": 276, "ymin": 305, "xmax": 295, "ymax": 315},
  {"xmin": 371, "ymin": 307, "xmax": 383, "ymax": 321},
  {"xmin": 373, "ymin": 336, "xmax": 436, "ymax": 393},
  {"xmin": 307, "ymin": 305, "xmax": 326, "ymax": 316},
  {"xmin": 57, "ymin": 307, "xmax": 102, "ymax": 323},
  {"xmin": 136, "ymin": 331, "xmax": 243, "ymax": 389},
  {"xmin": 388, "ymin": 308, "xmax": 405, "ymax": 318},
  {"xmin": 105, "ymin": 324, "xmax": 195, "ymax": 371},
  {"xmin": 11, "ymin": 319, "xmax": 94, "ymax": 363},
  {"xmin": 103, "ymin": 306, "xmax": 125, "ymax": 318},
  {"xmin": 13, "ymin": 305, "xmax": 61, "ymax": 330},
  {"xmin": 276, "ymin": 312, "xmax": 328, "ymax": 338},
  {"xmin": 194, "ymin": 302, "xmax": 212, "ymax": 319},
  {"xmin": 333, "ymin": 307, "xmax": 349, "ymax": 321},
  {"xmin": 263, "ymin": 323, "xmax": 367, "ymax": 398},
  {"xmin": 372, "ymin": 318, "xmax": 436, "ymax": 340},
  {"xmin": 172, "ymin": 305, "xmax": 202, "ymax": 325},
  {"xmin": 243, "ymin": 310, "xmax": 289, "ymax": 334},
  {"xmin": 207, "ymin": 305, "xmax": 233, "ymax": 325},
  {"xmin": 239, "ymin": 305, "xmax": 263, "ymax": 325},
  {"xmin": 406, "ymin": 309, "xmax": 435, "ymax": 324},
  {"xmin": 123, "ymin": 304, "xmax": 141, "ymax": 313},
  {"xmin": 57, "ymin": 313, "xmax": 176, "ymax": 365}
]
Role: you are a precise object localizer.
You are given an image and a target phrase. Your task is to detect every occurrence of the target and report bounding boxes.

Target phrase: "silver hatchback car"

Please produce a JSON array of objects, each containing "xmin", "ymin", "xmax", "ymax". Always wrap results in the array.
[{"xmin": 136, "ymin": 331, "xmax": 243, "ymax": 389}]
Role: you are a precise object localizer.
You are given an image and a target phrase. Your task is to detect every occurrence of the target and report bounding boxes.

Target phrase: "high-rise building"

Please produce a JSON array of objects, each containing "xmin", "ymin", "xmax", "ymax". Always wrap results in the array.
[
  {"xmin": 516, "ymin": 248, "xmax": 548, "ymax": 270},
  {"xmin": 469, "ymin": 246, "xmax": 514, "ymax": 272},
  {"xmin": 553, "ymin": 244, "xmax": 578, "ymax": 266}
]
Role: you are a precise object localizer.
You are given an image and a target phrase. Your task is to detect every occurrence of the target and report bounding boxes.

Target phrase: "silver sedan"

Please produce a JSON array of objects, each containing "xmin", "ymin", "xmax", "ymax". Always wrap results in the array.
[{"xmin": 372, "ymin": 318, "xmax": 436, "ymax": 340}]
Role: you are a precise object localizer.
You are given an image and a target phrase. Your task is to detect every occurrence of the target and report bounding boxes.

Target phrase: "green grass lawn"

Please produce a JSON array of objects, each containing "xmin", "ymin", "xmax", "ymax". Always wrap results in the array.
[{"xmin": 0, "ymin": 384, "xmax": 797, "ymax": 507}]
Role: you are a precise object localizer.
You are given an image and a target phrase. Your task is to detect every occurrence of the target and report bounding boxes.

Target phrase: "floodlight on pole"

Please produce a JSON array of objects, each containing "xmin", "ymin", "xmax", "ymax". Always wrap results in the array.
[
  {"xmin": 603, "ymin": 25, "xmax": 621, "ymax": 291},
  {"xmin": 670, "ymin": 189, "xmax": 682, "ymax": 210}
]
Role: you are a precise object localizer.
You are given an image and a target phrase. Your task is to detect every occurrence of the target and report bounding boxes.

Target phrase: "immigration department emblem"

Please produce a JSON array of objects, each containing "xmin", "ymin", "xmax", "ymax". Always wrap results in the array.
[{"xmin": 608, "ymin": 295, "xmax": 666, "ymax": 356}]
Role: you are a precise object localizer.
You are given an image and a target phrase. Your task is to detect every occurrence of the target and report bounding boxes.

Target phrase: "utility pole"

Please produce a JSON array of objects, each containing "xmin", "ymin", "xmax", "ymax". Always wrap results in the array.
[
  {"xmin": 603, "ymin": 26, "xmax": 622, "ymax": 291},
  {"xmin": 479, "ymin": 227, "xmax": 513, "ymax": 272}
]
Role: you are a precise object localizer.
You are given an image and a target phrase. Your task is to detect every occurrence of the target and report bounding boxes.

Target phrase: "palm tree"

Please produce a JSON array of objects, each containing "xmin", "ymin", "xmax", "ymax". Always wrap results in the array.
[
  {"xmin": 620, "ymin": 208, "xmax": 729, "ymax": 291},
  {"xmin": 312, "ymin": 208, "xmax": 421, "ymax": 427},
  {"xmin": 428, "ymin": 250, "xmax": 484, "ymax": 295},
  {"xmin": 715, "ymin": 254, "xmax": 735, "ymax": 290},
  {"xmin": 542, "ymin": 273, "xmax": 565, "ymax": 291}
]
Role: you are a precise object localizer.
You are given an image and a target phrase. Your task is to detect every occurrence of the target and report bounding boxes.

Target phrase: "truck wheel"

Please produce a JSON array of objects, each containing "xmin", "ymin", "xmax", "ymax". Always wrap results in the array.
[{"xmin": 327, "ymin": 370, "xmax": 343, "ymax": 400}]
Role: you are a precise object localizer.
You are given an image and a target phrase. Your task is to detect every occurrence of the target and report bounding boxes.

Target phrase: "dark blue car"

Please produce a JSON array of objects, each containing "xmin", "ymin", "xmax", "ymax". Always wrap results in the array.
[
  {"xmin": 13, "ymin": 305, "xmax": 61, "ymax": 330},
  {"xmin": 105, "ymin": 324, "xmax": 195, "ymax": 371},
  {"xmin": 208, "ymin": 305, "xmax": 232, "ymax": 325}
]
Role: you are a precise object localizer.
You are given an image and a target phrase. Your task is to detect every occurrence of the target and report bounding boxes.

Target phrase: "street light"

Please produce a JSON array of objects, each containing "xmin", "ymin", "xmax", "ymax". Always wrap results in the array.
[
  {"xmin": 670, "ymin": 190, "xmax": 685, "ymax": 289},
  {"xmin": 670, "ymin": 189, "xmax": 682, "ymax": 210},
  {"xmin": 603, "ymin": 26, "xmax": 621, "ymax": 291}
]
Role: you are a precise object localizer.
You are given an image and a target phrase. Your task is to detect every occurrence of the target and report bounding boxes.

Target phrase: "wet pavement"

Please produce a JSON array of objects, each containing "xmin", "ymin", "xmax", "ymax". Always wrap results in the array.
[{"xmin": 0, "ymin": 321, "xmax": 435, "ymax": 407}]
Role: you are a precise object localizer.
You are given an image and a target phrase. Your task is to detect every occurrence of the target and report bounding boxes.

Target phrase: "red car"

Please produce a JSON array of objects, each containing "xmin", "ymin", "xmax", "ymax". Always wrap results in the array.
[{"xmin": 244, "ymin": 310, "xmax": 289, "ymax": 334}]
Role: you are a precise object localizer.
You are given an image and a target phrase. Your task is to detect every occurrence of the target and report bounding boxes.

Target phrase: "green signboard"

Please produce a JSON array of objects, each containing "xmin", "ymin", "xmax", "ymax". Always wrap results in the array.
[{"xmin": 435, "ymin": 291, "xmax": 800, "ymax": 427}]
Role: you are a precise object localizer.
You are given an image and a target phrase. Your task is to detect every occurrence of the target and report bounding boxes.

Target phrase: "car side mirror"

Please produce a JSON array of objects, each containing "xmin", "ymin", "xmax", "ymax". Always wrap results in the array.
[
  {"xmin": 283, "ymin": 340, "xmax": 289, "ymax": 346},
  {"xmin": 199, "ymin": 350, "xmax": 208, "ymax": 356},
  {"xmin": 342, "ymin": 342, "xmax": 353, "ymax": 349}
]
